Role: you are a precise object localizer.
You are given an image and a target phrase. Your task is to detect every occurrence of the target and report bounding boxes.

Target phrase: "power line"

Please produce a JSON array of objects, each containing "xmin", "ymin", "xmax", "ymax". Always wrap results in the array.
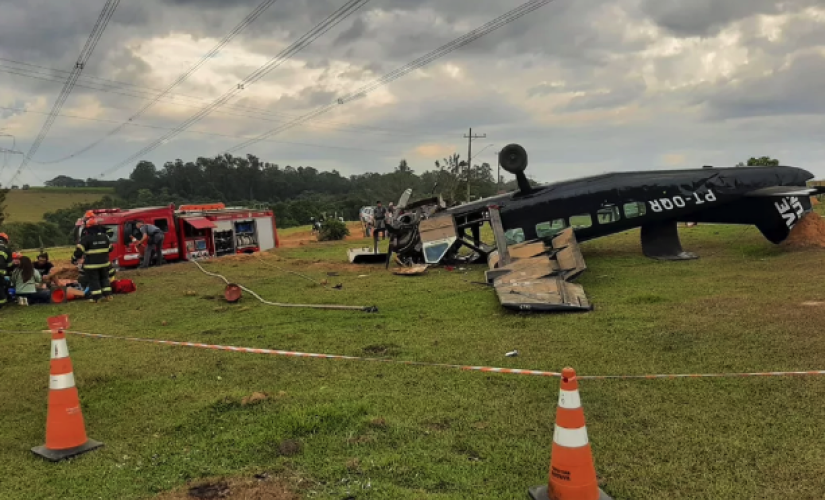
[
  {"xmin": 0, "ymin": 63, "xmax": 426, "ymax": 140},
  {"xmin": 35, "ymin": 0, "xmax": 280, "ymax": 164},
  {"xmin": 6, "ymin": 0, "xmax": 121, "ymax": 186},
  {"xmin": 0, "ymin": 105, "xmax": 395, "ymax": 155},
  {"xmin": 98, "ymin": 0, "xmax": 372, "ymax": 179},
  {"xmin": 0, "ymin": 133, "xmax": 20, "ymax": 182},
  {"xmin": 0, "ymin": 59, "xmax": 422, "ymax": 137},
  {"xmin": 221, "ymin": 0, "xmax": 557, "ymax": 157}
]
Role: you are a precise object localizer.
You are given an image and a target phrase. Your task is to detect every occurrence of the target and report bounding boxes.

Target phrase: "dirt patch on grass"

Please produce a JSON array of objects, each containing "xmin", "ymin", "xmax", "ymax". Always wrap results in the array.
[
  {"xmin": 277, "ymin": 223, "xmax": 364, "ymax": 249},
  {"xmin": 48, "ymin": 265, "xmax": 80, "ymax": 281},
  {"xmin": 783, "ymin": 212, "xmax": 825, "ymax": 248},
  {"xmin": 276, "ymin": 439, "xmax": 302, "ymax": 457},
  {"xmin": 241, "ymin": 392, "xmax": 268, "ymax": 406},
  {"xmin": 154, "ymin": 475, "xmax": 299, "ymax": 500},
  {"xmin": 362, "ymin": 344, "xmax": 401, "ymax": 357}
]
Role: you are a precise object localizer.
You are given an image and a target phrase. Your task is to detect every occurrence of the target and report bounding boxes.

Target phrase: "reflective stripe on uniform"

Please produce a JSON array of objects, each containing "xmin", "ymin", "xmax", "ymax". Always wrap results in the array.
[
  {"xmin": 91, "ymin": 290, "xmax": 102, "ymax": 295},
  {"xmin": 50, "ymin": 373, "xmax": 76, "ymax": 390},
  {"xmin": 102, "ymin": 287, "xmax": 112, "ymax": 292},
  {"xmin": 76, "ymin": 244, "xmax": 85, "ymax": 252},
  {"xmin": 51, "ymin": 338, "xmax": 69, "ymax": 359},
  {"xmin": 0, "ymin": 299, "xmax": 6, "ymax": 304},
  {"xmin": 85, "ymin": 248, "xmax": 110, "ymax": 254},
  {"xmin": 84, "ymin": 263, "xmax": 110, "ymax": 269},
  {"xmin": 0, "ymin": 250, "xmax": 7, "ymax": 259},
  {"xmin": 553, "ymin": 425, "xmax": 589, "ymax": 448},
  {"xmin": 558, "ymin": 389, "xmax": 582, "ymax": 409}
]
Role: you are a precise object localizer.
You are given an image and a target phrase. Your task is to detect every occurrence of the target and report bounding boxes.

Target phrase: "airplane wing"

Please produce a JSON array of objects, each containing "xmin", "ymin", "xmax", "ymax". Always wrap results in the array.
[
  {"xmin": 745, "ymin": 186, "xmax": 825, "ymax": 197},
  {"xmin": 486, "ymin": 228, "xmax": 592, "ymax": 312}
]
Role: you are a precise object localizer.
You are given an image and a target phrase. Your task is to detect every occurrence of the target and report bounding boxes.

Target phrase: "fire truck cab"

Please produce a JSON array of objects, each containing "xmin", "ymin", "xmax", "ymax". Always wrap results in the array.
[{"xmin": 75, "ymin": 203, "xmax": 279, "ymax": 269}]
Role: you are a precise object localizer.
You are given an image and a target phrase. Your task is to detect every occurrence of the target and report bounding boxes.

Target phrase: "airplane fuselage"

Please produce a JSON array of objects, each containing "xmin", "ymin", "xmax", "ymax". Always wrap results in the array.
[{"xmin": 446, "ymin": 165, "xmax": 815, "ymax": 246}]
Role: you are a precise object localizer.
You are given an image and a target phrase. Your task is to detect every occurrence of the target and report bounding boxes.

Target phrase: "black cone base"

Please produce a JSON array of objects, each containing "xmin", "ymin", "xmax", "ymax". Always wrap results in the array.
[
  {"xmin": 528, "ymin": 484, "xmax": 612, "ymax": 500},
  {"xmin": 32, "ymin": 438, "xmax": 104, "ymax": 462}
]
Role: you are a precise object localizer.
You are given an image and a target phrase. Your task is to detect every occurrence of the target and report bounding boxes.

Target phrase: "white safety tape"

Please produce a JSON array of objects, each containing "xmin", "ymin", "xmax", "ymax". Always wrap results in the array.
[
  {"xmin": 557, "ymin": 389, "xmax": 581, "ymax": 409},
  {"xmin": 51, "ymin": 338, "xmax": 69, "ymax": 360},
  {"xmin": 553, "ymin": 425, "xmax": 589, "ymax": 448},
  {"xmin": 50, "ymin": 373, "xmax": 75, "ymax": 390}
]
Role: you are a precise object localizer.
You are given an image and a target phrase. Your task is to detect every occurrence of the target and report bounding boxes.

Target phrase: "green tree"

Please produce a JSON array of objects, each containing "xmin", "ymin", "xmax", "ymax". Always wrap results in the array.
[
  {"xmin": 130, "ymin": 160, "xmax": 159, "ymax": 190},
  {"xmin": 739, "ymin": 156, "xmax": 780, "ymax": 167}
]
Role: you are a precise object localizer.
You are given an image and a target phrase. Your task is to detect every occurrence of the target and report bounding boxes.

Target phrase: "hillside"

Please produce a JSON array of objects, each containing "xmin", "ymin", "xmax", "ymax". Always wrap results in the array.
[{"xmin": 3, "ymin": 187, "xmax": 114, "ymax": 223}]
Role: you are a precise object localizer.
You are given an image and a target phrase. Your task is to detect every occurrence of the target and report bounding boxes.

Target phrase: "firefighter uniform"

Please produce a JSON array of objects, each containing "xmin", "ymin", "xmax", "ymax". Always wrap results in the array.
[
  {"xmin": 72, "ymin": 222, "xmax": 113, "ymax": 301},
  {"xmin": 0, "ymin": 233, "xmax": 10, "ymax": 308}
]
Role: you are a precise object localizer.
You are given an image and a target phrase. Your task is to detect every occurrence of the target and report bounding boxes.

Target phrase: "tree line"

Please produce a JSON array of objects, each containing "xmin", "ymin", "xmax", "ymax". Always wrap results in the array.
[
  {"xmin": 0, "ymin": 151, "xmax": 510, "ymax": 249},
  {"xmin": 0, "ymin": 153, "xmax": 790, "ymax": 251}
]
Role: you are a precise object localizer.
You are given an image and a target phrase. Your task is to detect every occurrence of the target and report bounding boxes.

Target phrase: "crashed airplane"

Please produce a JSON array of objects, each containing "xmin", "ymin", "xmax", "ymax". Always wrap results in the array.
[{"xmin": 349, "ymin": 143, "xmax": 825, "ymax": 312}]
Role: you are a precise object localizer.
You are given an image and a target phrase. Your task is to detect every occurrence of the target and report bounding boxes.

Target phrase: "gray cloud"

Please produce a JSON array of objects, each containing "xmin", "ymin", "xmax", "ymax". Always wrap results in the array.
[
  {"xmin": 638, "ymin": 0, "xmax": 821, "ymax": 37},
  {"xmin": 555, "ymin": 80, "xmax": 647, "ymax": 113},
  {"xmin": 0, "ymin": 0, "xmax": 824, "ymax": 186},
  {"xmin": 696, "ymin": 52, "xmax": 825, "ymax": 120}
]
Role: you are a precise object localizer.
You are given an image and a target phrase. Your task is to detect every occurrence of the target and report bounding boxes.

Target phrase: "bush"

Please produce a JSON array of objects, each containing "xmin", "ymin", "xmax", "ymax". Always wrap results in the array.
[
  {"xmin": 0, "ymin": 222, "xmax": 68, "ymax": 250},
  {"xmin": 317, "ymin": 219, "xmax": 349, "ymax": 241}
]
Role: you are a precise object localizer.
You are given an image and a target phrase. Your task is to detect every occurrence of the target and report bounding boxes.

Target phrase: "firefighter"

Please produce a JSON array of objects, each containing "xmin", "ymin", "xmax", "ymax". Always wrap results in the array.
[
  {"xmin": 72, "ymin": 217, "xmax": 114, "ymax": 302},
  {"xmin": 78, "ymin": 210, "xmax": 95, "ymax": 239},
  {"xmin": 0, "ymin": 233, "xmax": 10, "ymax": 309}
]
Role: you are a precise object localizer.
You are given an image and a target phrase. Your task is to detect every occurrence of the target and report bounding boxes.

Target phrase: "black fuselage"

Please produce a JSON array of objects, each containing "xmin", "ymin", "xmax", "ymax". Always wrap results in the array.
[{"xmin": 447, "ymin": 165, "xmax": 815, "ymax": 245}]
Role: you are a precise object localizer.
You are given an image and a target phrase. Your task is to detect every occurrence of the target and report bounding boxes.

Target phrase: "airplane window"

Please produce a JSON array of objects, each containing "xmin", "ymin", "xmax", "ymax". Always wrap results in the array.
[
  {"xmin": 504, "ymin": 228, "xmax": 525, "ymax": 246},
  {"xmin": 597, "ymin": 205, "xmax": 621, "ymax": 224},
  {"xmin": 536, "ymin": 219, "xmax": 567, "ymax": 238},
  {"xmin": 569, "ymin": 214, "xmax": 592, "ymax": 229},
  {"xmin": 423, "ymin": 241, "xmax": 451, "ymax": 263},
  {"xmin": 623, "ymin": 202, "xmax": 647, "ymax": 218}
]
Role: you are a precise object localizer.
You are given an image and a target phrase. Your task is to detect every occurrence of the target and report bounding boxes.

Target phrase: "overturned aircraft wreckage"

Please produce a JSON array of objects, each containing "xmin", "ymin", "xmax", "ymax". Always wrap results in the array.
[{"xmin": 349, "ymin": 143, "xmax": 825, "ymax": 312}]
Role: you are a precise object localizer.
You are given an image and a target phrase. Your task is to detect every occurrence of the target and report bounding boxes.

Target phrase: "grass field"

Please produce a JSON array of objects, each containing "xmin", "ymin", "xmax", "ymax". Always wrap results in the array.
[
  {"xmin": 2, "ymin": 224, "xmax": 825, "ymax": 499},
  {"xmin": 3, "ymin": 187, "xmax": 114, "ymax": 223}
]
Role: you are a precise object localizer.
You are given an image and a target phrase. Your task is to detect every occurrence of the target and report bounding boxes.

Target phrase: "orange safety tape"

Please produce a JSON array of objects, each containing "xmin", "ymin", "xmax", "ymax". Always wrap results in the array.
[
  {"xmin": 5, "ymin": 329, "xmax": 825, "ymax": 381},
  {"xmin": 61, "ymin": 330, "xmax": 562, "ymax": 377}
]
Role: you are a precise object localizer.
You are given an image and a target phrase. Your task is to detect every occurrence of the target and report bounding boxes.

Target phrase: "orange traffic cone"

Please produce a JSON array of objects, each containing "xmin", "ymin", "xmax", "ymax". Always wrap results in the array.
[
  {"xmin": 31, "ymin": 315, "xmax": 104, "ymax": 461},
  {"xmin": 50, "ymin": 287, "xmax": 86, "ymax": 304},
  {"xmin": 529, "ymin": 367, "xmax": 611, "ymax": 500}
]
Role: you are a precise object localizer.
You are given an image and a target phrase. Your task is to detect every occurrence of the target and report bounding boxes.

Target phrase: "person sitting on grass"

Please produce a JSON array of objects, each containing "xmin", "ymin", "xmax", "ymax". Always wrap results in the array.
[
  {"xmin": 33, "ymin": 252, "xmax": 54, "ymax": 276},
  {"xmin": 11, "ymin": 256, "xmax": 51, "ymax": 306}
]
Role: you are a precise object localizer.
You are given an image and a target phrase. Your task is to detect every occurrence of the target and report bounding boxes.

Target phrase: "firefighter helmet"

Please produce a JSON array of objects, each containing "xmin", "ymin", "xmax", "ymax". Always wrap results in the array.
[
  {"xmin": 85, "ymin": 217, "xmax": 98, "ymax": 228},
  {"xmin": 0, "ymin": 232, "xmax": 8, "ymax": 241}
]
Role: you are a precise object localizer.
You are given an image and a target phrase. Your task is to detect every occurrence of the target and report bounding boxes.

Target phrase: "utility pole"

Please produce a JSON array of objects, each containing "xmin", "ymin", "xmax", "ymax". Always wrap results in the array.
[
  {"xmin": 464, "ymin": 127, "xmax": 486, "ymax": 202},
  {"xmin": 495, "ymin": 149, "xmax": 501, "ymax": 191}
]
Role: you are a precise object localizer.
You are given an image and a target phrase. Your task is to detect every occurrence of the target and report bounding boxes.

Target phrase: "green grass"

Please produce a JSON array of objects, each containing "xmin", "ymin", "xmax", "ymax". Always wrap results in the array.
[
  {"xmin": 2, "ymin": 225, "xmax": 825, "ymax": 499},
  {"xmin": 4, "ymin": 187, "xmax": 114, "ymax": 223}
]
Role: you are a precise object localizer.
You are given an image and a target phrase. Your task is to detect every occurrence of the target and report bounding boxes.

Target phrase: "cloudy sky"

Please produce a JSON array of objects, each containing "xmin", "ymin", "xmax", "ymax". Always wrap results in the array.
[{"xmin": 0, "ymin": 0, "xmax": 824, "ymax": 187}]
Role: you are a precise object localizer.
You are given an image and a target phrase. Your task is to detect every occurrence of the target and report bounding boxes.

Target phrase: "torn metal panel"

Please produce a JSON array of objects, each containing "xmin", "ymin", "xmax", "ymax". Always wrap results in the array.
[
  {"xmin": 419, "ymin": 216, "xmax": 457, "ymax": 242},
  {"xmin": 392, "ymin": 265, "xmax": 429, "ymax": 276},
  {"xmin": 491, "ymin": 228, "xmax": 591, "ymax": 312},
  {"xmin": 347, "ymin": 248, "xmax": 389, "ymax": 264},
  {"xmin": 495, "ymin": 278, "xmax": 591, "ymax": 312}
]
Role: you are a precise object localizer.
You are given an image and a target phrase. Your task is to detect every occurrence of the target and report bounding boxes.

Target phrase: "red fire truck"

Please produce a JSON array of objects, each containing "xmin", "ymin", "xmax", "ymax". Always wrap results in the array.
[{"xmin": 74, "ymin": 203, "xmax": 279, "ymax": 269}]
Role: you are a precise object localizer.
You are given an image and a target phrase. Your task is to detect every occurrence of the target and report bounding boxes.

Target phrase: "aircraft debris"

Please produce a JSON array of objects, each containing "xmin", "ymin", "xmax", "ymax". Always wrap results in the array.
[
  {"xmin": 392, "ymin": 265, "xmax": 429, "ymax": 276},
  {"xmin": 349, "ymin": 143, "xmax": 825, "ymax": 313}
]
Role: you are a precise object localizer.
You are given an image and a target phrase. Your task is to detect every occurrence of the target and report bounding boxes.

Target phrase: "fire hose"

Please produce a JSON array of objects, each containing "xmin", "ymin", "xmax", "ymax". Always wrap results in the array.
[{"xmin": 191, "ymin": 259, "xmax": 377, "ymax": 313}]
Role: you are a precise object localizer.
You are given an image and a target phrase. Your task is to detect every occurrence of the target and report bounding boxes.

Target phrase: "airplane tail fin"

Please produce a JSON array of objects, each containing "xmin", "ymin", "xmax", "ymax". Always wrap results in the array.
[{"xmin": 748, "ymin": 193, "xmax": 814, "ymax": 244}]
